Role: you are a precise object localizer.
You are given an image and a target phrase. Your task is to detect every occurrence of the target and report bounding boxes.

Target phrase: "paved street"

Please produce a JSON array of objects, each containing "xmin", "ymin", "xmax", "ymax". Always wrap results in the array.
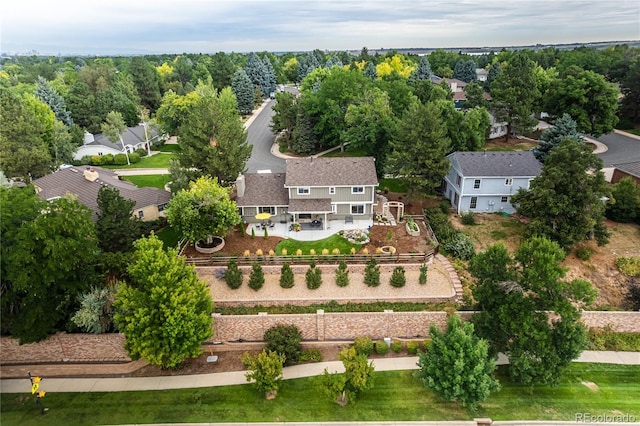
[
  {"xmin": 595, "ymin": 130, "xmax": 640, "ymax": 167},
  {"xmin": 245, "ymin": 99, "xmax": 286, "ymax": 173}
]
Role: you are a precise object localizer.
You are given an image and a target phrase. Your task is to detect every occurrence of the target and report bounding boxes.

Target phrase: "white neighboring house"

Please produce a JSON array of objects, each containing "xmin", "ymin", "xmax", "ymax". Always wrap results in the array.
[
  {"xmin": 488, "ymin": 113, "xmax": 508, "ymax": 139},
  {"xmin": 443, "ymin": 151, "xmax": 542, "ymax": 215},
  {"xmin": 73, "ymin": 124, "xmax": 164, "ymax": 161}
]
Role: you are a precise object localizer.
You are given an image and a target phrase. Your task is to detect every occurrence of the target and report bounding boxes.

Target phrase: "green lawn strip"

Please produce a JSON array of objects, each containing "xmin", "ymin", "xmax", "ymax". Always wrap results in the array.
[
  {"xmin": 214, "ymin": 300, "xmax": 457, "ymax": 315},
  {"xmin": 378, "ymin": 178, "xmax": 409, "ymax": 194},
  {"xmin": 2, "ymin": 365, "xmax": 638, "ymax": 425},
  {"xmin": 157, "ymin": 144, "xmax": 181, "ymax": 153},
  {"xmin": 275, "ymin": 234, "xmax": 361, "ymax": 256},
  {"xmin": 102, "ymin": 153, "xmax": 173, "ymax": 169},
  {"xmin": 122, "ymin": 174, "xmax": 170, "ymax": 189},
  {"xmin": 155, "ymin": 226, "xmax": 182, "ymax": 251}
]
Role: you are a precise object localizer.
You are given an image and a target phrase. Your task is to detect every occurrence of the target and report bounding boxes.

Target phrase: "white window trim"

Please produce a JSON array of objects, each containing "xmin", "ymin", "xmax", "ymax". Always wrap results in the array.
[
  {"xmin": 473, "ymin": 179, "xmax": 481, "ymax": 190},
  {"xmin": 351, "ymin": 186, "xmax": 364, "ymax": 194},
  {"xmin": 470, "ymin": 197, "xmax": 477, "ymax": 209},
  {"xmin": 350, "ymin": 204, "xmax": 365, "ymax": 215},
  {"xmin": 297, "ymin": 186, "xmax": 310, "ymax": 195},
  {"xmin": 501, "ymin": 196, "xmax": 509, "ymax": 203},
  {"xmin": 329, "ymin": 186, "xmax": 335, "ymax": 195},
  {"xmin": 505, "ymin": 178, "xmax": 513, "ymax": 186}
]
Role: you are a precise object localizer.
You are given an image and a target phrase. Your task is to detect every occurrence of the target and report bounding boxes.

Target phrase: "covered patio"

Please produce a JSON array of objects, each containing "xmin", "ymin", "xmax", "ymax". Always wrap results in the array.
[{"xmin": 246, "ymin": 218, "xmax": 373, "ymax": 242}]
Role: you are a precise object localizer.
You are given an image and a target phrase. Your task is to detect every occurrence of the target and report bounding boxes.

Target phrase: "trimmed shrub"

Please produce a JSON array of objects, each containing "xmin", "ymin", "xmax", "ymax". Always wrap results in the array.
[
  {"xmin": 391, "ymin": 340, "xmax": 403, "ymax": 353},
  {"xmin": 616, "ymin": 257, "xmax": 640, "ymax": 277},
  {"xmin": 364, "ymin": 258, "xmax": 380, "ymax": 287},
  {"xmin": 128, "ymin": 152, "xmax": 141, "ymax": 163},
  {"xmin": 225, "ymin": 259, "xmax": 243, "ymax": 289},
  {"xmin": 114, "ymin": 153, "xmax": 128, "ymax": 165},
  {"xmin": 90, "ymin": 155, "xmax": 103, "ymax": 165},
  {"xmin": 439, "ymin": 199, "xmax": 451, "ymax": 214},
  {"xmin": 375, "ymin": 339, "xmax": 389, "ymax": 355},
  {"xmin": 248, "ymin": 263, "xmax": 264, "ymax": 290},
  {"xmin": 575, "ymin": 246, "xmax": 595, "ymax": 261},
  {"xmin": 102, "ymin": 154, "xmax": 114, "ymax": 165},
  {"xmin": 134, "ymin": 148, "xmax": 148, "ymax": 157},
  {"xmin": 280, "ymin": 263, "xmax": 295, "ymax": 289},
  {"xmin": 419, "ymin": 264, "xmax": 428, "ymax": 285},
  {"xmin": 423, "ymin": 338, "xmax": 432, "ymax": 349},
  {"xmin": 406, "ymin": 340, "xmax": 420, "ymax": 354},
  {"xmin": 335, "ymin": 261, "xmax": 349, "ymax": 287},
  {"xmin": 305, "ymin": 260, "xmax": 322, "ymax": 290},
  {"xmin": 353, "ymin": 336, "xmax": 374, "ymax": 356},
  {"xmin": 264, "ymin": 324, "xmax": 303, "ymax": 366},
  {"xmin": 389, "ymin": 266, "xmax": 406, "ymax": 288}
]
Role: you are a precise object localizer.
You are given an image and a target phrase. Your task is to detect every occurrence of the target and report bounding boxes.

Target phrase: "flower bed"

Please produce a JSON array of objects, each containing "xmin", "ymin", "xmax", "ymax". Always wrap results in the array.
[{"xmin": 405, "ymin": 219, "xmax": 420, "ymax": 237}]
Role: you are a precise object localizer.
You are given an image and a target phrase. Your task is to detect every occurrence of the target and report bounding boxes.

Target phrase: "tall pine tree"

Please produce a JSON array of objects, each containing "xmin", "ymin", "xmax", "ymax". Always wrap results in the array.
[
  {"xmin": 34, "ymin": 76, "xmax": 74, "ymax": 126},
  {"xmin": 231, "ymin": 68, "xmax": 256, "ymax": 115}
]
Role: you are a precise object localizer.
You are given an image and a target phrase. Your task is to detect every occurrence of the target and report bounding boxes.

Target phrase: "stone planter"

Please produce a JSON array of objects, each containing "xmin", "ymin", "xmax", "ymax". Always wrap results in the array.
[
  {"xmin": 195, "ymin": 236, "xmax": 225, "ymax": 254},
  {"xmin": 405, "ymin": 221, "xmax": 421, "ymax": 237}
]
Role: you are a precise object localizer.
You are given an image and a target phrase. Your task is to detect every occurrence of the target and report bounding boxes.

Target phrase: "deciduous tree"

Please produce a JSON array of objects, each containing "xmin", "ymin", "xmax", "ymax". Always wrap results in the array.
[
  {"xmin": 321, "ymin": 347, "xmax": 375, "ymax": 406},
  {"xmin": 470, "ymin": 237, "xmax": 597, "ymax": 385},
  {"xmin": 243, "ymin": 350, "xmax": 286, "ymax": 399},
  {"xmin": 512, "ymin": 138, "xmax": 610, "ymax": 250},
  {"xmin": 416, "ymin": 315, "xmax": 500, "ymax": 409},
  {"xmin": 606, "ymin": 177, "xmax": 640, "ymax": 223},
  {"xmin": 115, "ymin": 235, "xmax": 212, "ymax": 369}
]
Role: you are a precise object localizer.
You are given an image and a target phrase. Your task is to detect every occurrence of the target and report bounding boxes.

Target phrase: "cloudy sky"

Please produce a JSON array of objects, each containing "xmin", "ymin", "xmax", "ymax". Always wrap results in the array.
[{"xmin": 2, "ymin": 0, "xmax": 639, "ymax": 55}]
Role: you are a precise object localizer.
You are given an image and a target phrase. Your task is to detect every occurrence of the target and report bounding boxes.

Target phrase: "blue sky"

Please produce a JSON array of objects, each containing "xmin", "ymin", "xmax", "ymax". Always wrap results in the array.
[{"xmin": 2, "ymin": 0, "xmax": 639, "ymax": 55}]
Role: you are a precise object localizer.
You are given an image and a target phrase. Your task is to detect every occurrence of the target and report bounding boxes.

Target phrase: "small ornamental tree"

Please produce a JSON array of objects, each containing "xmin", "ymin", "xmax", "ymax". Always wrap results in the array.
[
  {"xmin": 243, "ymin": 350, "xmax": 286, "ymax": 399},
  {"xmin": 389, "ymin": 266, "xmax": 406, "ymax": 288},
  {"xmin": 416, "ymin": 315, "xmax": 500, "ymax": 410},
  {"xmin": 321, "ymin": 347, "xmax": 375, "ymax": 406},
  {"xmin": 419, "ymin": 264, "xmax": 429, "ymax": 285},
  {"xmin": 606, "ymin": 177, "xmax": 640, "ymax": 223},
  {"xmin": 279, "ymin": 263, "xmax": 295, "ymax": 288},
  {"xmin": 335, "ymin": 261, "xmax": 350, "ymax": 287},
  {"xmin": 248, "ymin": 263, "xmax": 264, "ymax": 291},
  {"xmin": 264, "ymin": 324, "xmax": 303, "ymax": 366},
  {"xmin": 224, "ymin": 259, "xmax": 243, "ymax": 289},
  {"xmin": 364, "ymin": 258, "xmax": 381, "ymax": 287},
  {"xmin": 306, "ymin": 260, "xmax": 322, "ymax": 290}
]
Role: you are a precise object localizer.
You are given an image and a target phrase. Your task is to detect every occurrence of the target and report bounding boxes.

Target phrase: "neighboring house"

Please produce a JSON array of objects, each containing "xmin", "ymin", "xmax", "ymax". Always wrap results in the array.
[
  {"xmin": 476, "ymin": 68, "xmax": 488, "ymax": 82},
  {"xmin": 236, "ymin": 157, "xmax": 378, "ymax": 229},
  {"xmin": 611, "ymin": 161, "xmax": 640, "ymax": 185},
  {"xmin": 430, "ymin": 76, "xmax": 491, "ymax": 110},
  {"xmin": 443, "ymin": 151, "xmax": 542, "ymax": 215},
  {"xmin": 33, "ymin": 166, "xmax": 171, "ymax": 221},
  {"xmin": 73, "ymin": 124, "xmax": 164, "ymax": 161},
  {"xmin": 488, "ymin": 113, "xmax": 508, "ymax": 139}
]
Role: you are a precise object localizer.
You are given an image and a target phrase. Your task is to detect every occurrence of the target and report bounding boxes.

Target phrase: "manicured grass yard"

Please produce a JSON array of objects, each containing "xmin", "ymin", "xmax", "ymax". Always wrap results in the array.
[
  {"xmin": 1, "ymin": 364, "xmax": 638, "ymax": 425},
  {"xmin": 102, "ymin": 153, "xmax": 174, "ymax": 169},
  {"xmin": 378, "ymin": 178, "xmax": 409, "ymax": 194},
  {"xmin": 158, "ymin": 144, "xmax": 181, "ymax": 153},
  {"xmin": 155, "ymin": 226, "xmax": 182, "ymax": 251},
  {"xmin": 275, "ymin": 234, "xmax": 361, "ymax": 255},
  {"xmin": 123, "ymin": 174, "xmax": 170, "ymax": 189}
]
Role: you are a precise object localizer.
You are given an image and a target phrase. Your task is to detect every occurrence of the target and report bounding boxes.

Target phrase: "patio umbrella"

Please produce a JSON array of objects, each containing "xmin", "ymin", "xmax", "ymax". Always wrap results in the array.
[{"xmin": 255, "ymin": 212, "xmax": 272, "ymax": 220}]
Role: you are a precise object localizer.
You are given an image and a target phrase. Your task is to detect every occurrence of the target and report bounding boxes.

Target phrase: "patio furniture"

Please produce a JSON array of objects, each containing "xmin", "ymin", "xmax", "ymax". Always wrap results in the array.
[
  {"xmin": 345, "ymin": 215, "xmax": 353, "ymax": 224},
  {"xmin": 268, "ymin": 220, "xmax": 275, "ymax": 228}
]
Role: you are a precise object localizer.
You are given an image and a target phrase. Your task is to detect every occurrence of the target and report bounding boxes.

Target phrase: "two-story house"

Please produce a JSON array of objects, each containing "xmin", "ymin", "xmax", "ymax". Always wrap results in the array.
[
  {"xmin": 235, "ymin": 157, "xmax": 378, "ymax": 230},
  {"xmin": 443, "ymin": 151, "xmax": 542, "ymax": 215}
]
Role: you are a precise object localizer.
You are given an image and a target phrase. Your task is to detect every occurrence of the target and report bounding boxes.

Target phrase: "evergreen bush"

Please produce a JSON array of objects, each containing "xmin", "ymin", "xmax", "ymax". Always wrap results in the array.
[
  {"xmin": 419, "ymin": 264, "xmax": 429, "ymax": 285},
  {"xmin": 389, "ymin": 266, "xmax": 406, "ymax": 288},
  {"xmin": 364, "ymin": 258, "xmax": 380, "ymax": 287},
  {"xmin": 264, "ymin": 324, "xmax": 303, "ymax": 366},
  {"xmin": 406, "ymin": 340, "xmax": 420, "ymax": 354},
  {"xmin": 279, "ymin": 263, "xmax": 295, "ymax": 288},
  {"xmin": 248, "ymin": 263, "xmax": 264, "ymax": 291},
  {"xmin": 375, "ymin": 339, "xmax": 389, "ymax": 355},
  {"xmin": 114, "ymin": 153, "xmax": 128, "ymax": 165},
  {"xmin": 305, "ymin": 260, "xmax": 322, "ymax": 289},
  {"xmin": 225, "ymin": 259, "xmax": 243, "ymax": 289},
  {"xmin": 353, "ymin": 336, "xmax": 374, "ymax": 356},
  {"xmin": 335, "ymin": 261, "xmax": 350, "ymax": 287},
  {"xmin": 391, "ymin": 340, "xmax": 403, "ymax": 353}
]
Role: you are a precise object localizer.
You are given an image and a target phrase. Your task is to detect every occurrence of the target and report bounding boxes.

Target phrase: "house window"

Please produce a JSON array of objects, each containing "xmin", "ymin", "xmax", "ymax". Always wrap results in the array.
[
  {"xmin": 470, "ymin": 197, "xmax": 477, "ymax": 209},
  {"xmin": 157, "ymin": 203, "xmax": 167, "ymax": 212},
  {"xmin": 297, "ymin": 187, "xmax": 310, "ymax": 195},
  {"xmin": 138, "ymin": 210, "xmax": 144, "ymax": 218},
  {"xmin": 454, "ymin": 193, "xmax": 459, "ymax": 206},
  {"xmin": 351, "ymin": 204, "xmax": 365, "ymax": 215},
  {"xmin": 258, "ymin": 206, "xmax": 275, "ymax": 215},
  {"xmin": 331, "ymin": 204, "xmax": 336, "ymax": 213},
  {"xmin": 501, "ymin": 196, "xmax": 509, "ymax": 203},
  {"xmin": 456, "ymin": 174, "xmax": 461, "ymax": 186},
  {"xmin": 505, "ymin": 178, "xmax": 513, "ymax": 186},
  {"xmin": 352, "ymin": 186, "xmax": 364, "ymax": 194},
  {"xmin": 329, "ymin": 186, "xmax": 335, "ymax": 195},
  {"xmin": 473, "ymin": 179, "xmax": 481, "ymax": 189}
]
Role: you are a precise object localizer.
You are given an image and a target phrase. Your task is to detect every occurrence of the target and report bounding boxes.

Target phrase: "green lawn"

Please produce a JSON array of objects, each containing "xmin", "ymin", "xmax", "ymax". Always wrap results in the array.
[
  {"xmin": 1, "ymin": 364, "xmax": 638, "ymax": 425},
  {"xmin": 378, "ymin": 178, "xmax": 409, "ymax": 194},
  {"xmin": 275, "ymin": 234, "xmax": 361, "ymax": 255},
  {"xmin": 158, "ymin": 144, "xmax": 181, "ymax": 153},
  {"xmin": 123, "ymin": 174, "xmax": 170, "ymax": 189},
  {"xmin": 102, "ymin": 153, "xmax": 174, "ymax": 169},
  {"xmin": 155, "ymin": 226, "xmax": 182, "ymax": 251}
]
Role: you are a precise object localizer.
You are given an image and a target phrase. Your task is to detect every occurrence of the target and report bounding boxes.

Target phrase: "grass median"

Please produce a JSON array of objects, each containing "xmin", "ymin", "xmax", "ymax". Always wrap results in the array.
[{"xmin": 2, "ymin": 364, "xmax": 638, "ymax": 425}]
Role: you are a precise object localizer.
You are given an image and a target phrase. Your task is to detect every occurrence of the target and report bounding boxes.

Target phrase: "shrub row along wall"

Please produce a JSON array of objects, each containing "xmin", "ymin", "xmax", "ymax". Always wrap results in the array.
[{"xmin": 2, "ymin": 311, "xmax": 638, "ymax": 365}]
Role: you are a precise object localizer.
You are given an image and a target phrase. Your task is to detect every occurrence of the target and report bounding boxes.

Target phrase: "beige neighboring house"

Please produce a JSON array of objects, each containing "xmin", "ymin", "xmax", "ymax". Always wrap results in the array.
[{"xmin": 33, "ymin": 166, "xmax": 171, "ymax": 221}]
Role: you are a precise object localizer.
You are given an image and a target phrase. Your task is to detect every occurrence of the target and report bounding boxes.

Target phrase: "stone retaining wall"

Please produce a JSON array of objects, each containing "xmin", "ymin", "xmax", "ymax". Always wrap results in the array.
[{"xmin": 1, "ymin": 311, "xmax": 638, "ymax": 364}]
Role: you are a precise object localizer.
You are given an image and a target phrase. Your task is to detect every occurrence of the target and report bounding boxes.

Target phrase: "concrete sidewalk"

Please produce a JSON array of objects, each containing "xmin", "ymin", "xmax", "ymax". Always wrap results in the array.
[{"xmin": 1, "ymin": 351, "xmax": 638, "ymax": 394}]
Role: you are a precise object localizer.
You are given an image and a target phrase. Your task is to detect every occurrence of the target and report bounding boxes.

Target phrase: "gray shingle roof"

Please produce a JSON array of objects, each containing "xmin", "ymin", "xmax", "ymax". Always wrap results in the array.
[
  {"xmin": 285, "ymin": 157, "xmax": 378, "ymax": 187},
  {"xmin": 288, "ymin": 198, "xmax": 333, "ymax": 213},
  {"xmin": 235, "ymin": 173, "xmax": 288, "ymax": 207},
  {"xmin": 85, "ymin": 125, "xmax": 161, "ymax": 151},
  {"xmin": 449, "ymin": 151, "xmax": 542, "ymax": 177},
  {"xmin": 33, "ymin": 166, "xmax": 170, "ymax": 220},
  {"xmin": 614, "ymin": 161, "xmax": 640, "ymax": 178}
]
